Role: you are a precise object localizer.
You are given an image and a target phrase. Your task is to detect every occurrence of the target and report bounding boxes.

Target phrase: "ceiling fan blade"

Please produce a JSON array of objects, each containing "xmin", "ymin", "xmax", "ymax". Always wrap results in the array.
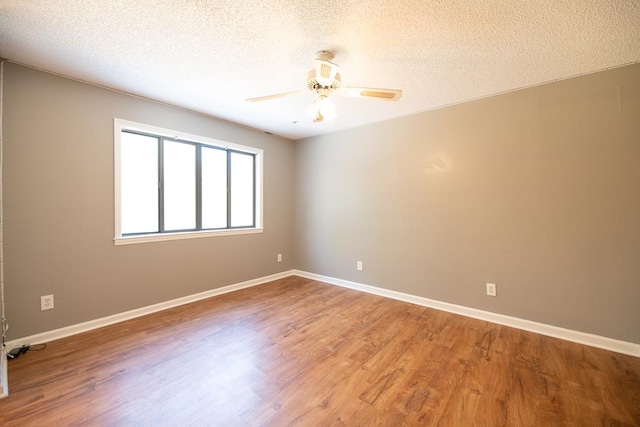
[
  {"xmin": 340, "ymin": 87, "xmax": 402, "ymax": 101},
  {"xmin": 246, "ymin": 90, "xmax": 306, "ymax": 102}
]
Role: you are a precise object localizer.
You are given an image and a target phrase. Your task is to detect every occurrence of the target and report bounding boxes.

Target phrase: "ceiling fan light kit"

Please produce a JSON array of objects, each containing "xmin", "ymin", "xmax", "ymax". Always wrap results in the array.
[
  {"xmin": 247, "ymin": 51, "xmax": 402, "ymax": 123},
  {"xmin": 307, "ymin": 95, "xmax": 337, "ymax": 122}
]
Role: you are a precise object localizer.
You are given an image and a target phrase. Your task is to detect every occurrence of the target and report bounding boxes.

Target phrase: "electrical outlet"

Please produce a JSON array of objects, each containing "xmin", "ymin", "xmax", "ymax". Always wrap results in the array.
[
  {"xmin": 277, "ymin": 253, "xmax": 282, "ymax": 262},
  {"xmin": 41, "ymin": 294, "xmax": 54, "ymax": 311},
  {"xmin": 486, "ymin": 283, "xmax": 497, "ymax": 297},
  {"xmin": 357, "ymin": 261, "xmax": 363, "ymax": 271}
]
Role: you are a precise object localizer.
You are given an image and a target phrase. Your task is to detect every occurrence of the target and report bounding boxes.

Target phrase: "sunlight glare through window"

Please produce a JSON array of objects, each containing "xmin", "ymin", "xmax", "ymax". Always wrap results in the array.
[
  {"xmin": 163, "ymin": 140, "xmax": 196, "ymax": 231},
  {"xmin": 230, "ymin": 152, "xmax": 254, "ymax": 227},
  {"xmin": 202, "ymin": 147, "xmax": 228, "ymax": 229},
  {"xmin": 121, "ymin": 133, "xmax": 158, "ymax": 234}
]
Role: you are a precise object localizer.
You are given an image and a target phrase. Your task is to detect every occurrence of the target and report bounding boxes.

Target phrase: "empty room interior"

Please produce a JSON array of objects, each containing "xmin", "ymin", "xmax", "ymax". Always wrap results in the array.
[{"xmin": 0, "ymin": 1, "xmax": 639, "ymax": 425}]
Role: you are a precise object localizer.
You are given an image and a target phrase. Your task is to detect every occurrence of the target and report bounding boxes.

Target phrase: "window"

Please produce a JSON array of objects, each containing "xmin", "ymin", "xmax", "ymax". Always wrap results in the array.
[{"xmin": 114, "ymin": 119, "xmax": 262, "ymax": 245}]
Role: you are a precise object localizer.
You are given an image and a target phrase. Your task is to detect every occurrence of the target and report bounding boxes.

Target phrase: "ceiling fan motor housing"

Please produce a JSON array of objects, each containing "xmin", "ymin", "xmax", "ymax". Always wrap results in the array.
[
  {"xmin": 307, "ymin": 70, "xmax": 341, "ymax": 92},
  {"xmin": 307, "ymin": 51, "xmax": 341, "ymax": 92}
]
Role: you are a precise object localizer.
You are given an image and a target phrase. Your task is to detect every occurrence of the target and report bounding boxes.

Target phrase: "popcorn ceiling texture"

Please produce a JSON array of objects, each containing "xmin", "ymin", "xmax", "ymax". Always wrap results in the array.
[{"xmin": 1, "ymin": 0, "xmax": 639, "ymax": 139}]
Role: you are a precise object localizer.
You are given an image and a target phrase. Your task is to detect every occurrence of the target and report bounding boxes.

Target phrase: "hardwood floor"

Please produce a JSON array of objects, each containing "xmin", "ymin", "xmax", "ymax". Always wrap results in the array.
[{"xmin": 1, "ymin": 276, "xmax": 639, "ymax": 426}]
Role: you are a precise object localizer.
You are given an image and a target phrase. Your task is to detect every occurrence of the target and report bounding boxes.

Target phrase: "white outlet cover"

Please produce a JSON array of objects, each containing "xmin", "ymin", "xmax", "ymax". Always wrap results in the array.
[
  {"xmin": 486, "ymin": 283, "xmax": 497, "ymax": 297},
  {"xmin": 40, "ymin": 294, "xmax": 54, "ymax": 310}
]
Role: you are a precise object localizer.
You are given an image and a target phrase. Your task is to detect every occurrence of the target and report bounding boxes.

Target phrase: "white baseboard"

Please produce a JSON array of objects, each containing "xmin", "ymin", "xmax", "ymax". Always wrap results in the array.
[
  {"xmin": 5, "ymin": 270, "xmax": 295, "ymax": 350},
  {"xmin": 7, "ymin": 269, "xmax": 639, "ymax": 358},
  {"xmin": 293, "ymin": 270, "xmax": 640, "ymax": 358}
]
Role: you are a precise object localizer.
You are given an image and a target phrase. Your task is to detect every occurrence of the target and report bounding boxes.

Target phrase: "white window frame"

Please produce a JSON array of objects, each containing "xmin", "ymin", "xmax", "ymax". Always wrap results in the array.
[{"xmin": 114, "ymin": 118, "xmax": 263, "ymax": 246}]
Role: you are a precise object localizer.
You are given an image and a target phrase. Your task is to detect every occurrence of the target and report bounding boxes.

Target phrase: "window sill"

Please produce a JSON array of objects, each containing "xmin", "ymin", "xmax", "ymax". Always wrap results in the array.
[{"xmin": 114, "ymin": 227, "xmax": 263, "ymax": 246}]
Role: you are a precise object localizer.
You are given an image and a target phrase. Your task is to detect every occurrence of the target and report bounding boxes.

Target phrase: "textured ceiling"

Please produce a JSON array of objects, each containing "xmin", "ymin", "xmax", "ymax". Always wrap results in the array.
[{"xmin": 1, "ymin": 1, "xmax": 639, "ymax": 140}]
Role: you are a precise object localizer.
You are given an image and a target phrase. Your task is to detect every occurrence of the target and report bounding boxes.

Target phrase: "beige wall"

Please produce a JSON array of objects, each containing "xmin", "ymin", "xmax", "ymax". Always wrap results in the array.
[
  {"xmin": 295, "ymin": 64, "xmax": 640, "ymax": 344},
  {"xmin": 3, "ymin": 62, "xmax": 639, "ymax": 345},
  {"xmin": 3, "ymin": 63, "xmax": 296, "ymax": 339}
]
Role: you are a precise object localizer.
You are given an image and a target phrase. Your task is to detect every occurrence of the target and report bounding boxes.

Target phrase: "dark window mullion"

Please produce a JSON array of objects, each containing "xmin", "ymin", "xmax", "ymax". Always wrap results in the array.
[
  {"xmin": 158, "ymin": 137, "xmax": 165, "ymax": 233},
  {"xmin": 227, "ymin": 150, "xmax": 232, "ymax": 228},
  {"xmin": 195, "ymin": 145, "xmax": 202, "ymax": 231},
  {"xmin": 252, "ymin": 154, "xmax": 256, "ymax": 228}
]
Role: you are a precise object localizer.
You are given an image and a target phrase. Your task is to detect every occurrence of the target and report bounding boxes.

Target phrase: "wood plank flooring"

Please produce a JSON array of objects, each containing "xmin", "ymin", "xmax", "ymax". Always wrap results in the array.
[{"xmin": 1, "ymin": 276, "xmax": 639, "ymax": 426}]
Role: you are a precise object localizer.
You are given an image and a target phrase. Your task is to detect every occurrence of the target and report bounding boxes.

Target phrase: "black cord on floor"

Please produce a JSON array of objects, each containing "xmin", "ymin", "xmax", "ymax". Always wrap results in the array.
[{"xmin": 6, "ymin": 343, "xmax": 47, "ymax": 359}]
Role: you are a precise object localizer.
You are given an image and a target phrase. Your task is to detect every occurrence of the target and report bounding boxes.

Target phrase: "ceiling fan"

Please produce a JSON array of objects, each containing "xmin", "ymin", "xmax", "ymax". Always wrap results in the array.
[{"xmin": 246, "ymin": 51, "xmax": 402, "ymax": 122}]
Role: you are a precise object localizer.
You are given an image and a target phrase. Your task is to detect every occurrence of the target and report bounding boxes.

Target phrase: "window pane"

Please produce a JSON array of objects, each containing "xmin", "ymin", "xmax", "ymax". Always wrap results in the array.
[
  {"xmin": 230, "ymin": 152, "xmax": 254, "ymax": 227},
  {"xmin": 202, "ymin": 147, "xmax": 227, "ymax": 229},
  {"xmin": 163, "ymin": 140, "xmax": 196, "ymax": 231},
  {"xmin": 121, "ymin": 132, "xmax": 158, "ymax": 234}
]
